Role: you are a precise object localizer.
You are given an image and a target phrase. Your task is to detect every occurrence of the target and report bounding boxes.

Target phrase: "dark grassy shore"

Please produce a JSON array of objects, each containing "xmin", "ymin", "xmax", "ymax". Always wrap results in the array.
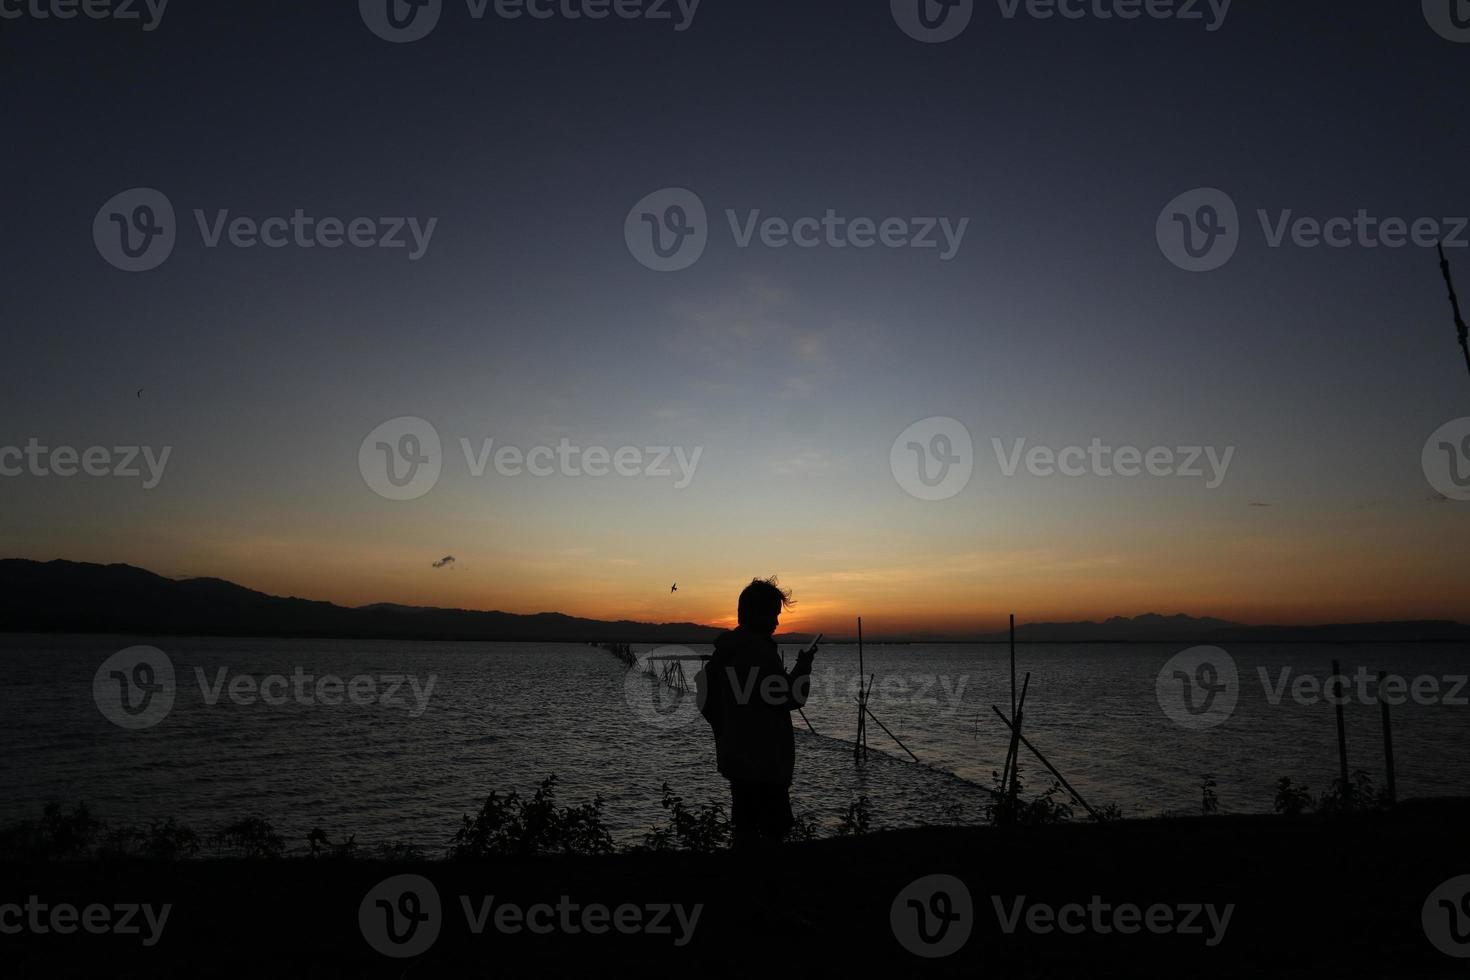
[{"xmin": 3, "ymin": 798, "xmax": 1467, "ymax": 978}]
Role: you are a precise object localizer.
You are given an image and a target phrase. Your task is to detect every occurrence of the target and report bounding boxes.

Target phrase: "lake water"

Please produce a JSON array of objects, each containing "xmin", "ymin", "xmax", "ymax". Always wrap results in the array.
[{"xmin": 2, "ymin": 635, "xmax": 1467, "ymax": 851}]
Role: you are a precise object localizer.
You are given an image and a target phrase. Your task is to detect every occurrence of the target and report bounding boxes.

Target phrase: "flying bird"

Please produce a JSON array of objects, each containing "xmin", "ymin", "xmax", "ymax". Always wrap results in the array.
[
  {"xmin": 670, "ymin": 582, "xmax": 677, "ymax": 593},
  {"xmin": 432, "ymin": 556, "xmax": 456, "ymax": 569},
  {"xmin": 136, "ymin": 388, "xmax": 144, "ymax": 399}
]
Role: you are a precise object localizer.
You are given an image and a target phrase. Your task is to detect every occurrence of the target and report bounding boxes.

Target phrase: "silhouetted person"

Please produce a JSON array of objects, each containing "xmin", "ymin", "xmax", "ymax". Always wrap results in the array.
[{"xmin": 698, "ymin": 577, "xmax": 818, "ymax": 847}]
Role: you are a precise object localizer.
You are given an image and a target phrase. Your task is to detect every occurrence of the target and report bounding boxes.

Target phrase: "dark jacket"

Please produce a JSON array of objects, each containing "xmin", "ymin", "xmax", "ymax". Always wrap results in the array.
[{"xmin": 698, "ymin": 626, "xmax": 814, "ymax": 786}]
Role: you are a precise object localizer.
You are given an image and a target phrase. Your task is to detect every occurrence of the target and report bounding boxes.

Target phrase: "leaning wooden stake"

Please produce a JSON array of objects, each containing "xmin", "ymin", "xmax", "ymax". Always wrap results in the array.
[
  {"xmin": 865, "ymin": 705, "xmax": 921, "ymax": 764},
  {"xmin": 1332, "ymin": 660, "xmax": 1352, "ymax": 812},
  {"xmin": 1438, "ymin": 242, "xmax": 1470, "ymax": 384},
  {"xmin": 854, "ymin": 617, "xmax": 868, "ymax": 762},
  {"xmin": 1378, "ymin": 669, "xmax": 1396, "ymax": 806},
  {"xmin": 991, "ymin": 706, "xmax": 1099, "ymax": 821},
  {"xmin": 1009, "ymin": 614, "xmax": 1017, "ymax": 724},
  {"xmin": 1000, "ymin": 672, "xmax": 1031, "ymax": 822}
]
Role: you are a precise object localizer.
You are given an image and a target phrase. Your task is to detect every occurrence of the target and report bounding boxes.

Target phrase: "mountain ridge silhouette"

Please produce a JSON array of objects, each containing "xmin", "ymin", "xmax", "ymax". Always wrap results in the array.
[{"xmin": 1, "ymin": 559, "xmax": 1465, "ymax": 643}]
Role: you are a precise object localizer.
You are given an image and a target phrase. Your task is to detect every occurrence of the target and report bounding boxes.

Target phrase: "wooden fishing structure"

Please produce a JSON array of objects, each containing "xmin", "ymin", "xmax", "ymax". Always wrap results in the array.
[
  {"xmin": 850, "ymin": 616, "xmax": 922, "ymax": 765},
  {"xmin": 988, "ymin": 613, "xmax": 1100, "ymax": 823},
  {"xmin": 1325, "ymin": 660, "xmax": 1399, "ymax": 810}
]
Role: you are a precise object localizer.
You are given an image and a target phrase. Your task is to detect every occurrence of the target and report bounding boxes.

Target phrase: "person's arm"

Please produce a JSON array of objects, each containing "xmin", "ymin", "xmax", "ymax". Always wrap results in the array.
[{"xmin": 763, "ymin": 640, "xmax": 817, "ymax": 712}]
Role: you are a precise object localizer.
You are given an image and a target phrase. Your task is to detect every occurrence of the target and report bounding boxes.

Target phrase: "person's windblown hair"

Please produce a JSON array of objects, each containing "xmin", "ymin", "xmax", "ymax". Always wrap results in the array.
[{"xmin": 737, "ymin": 576, "xmax": 793, "ymax": 626}]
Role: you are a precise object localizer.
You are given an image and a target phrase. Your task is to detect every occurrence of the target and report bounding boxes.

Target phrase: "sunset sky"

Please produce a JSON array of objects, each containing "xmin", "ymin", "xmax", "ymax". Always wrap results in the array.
[{"xmin": 2, "ymin": 2, "xmax": 1468, "ymax": 636}]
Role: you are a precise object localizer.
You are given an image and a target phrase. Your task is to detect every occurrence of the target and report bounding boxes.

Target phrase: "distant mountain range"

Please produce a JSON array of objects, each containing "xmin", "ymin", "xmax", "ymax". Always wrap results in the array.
[
  {"xmin": 1, "ymin": 560, "xmax": 1466, "ymax": 644},
  {"xmin": 970, "ymin": 614, "xmax": 1470, "ymax": 643},
  {"xmin": 0, "ymin": 560, "xmax": 723, "ymax": 644}
]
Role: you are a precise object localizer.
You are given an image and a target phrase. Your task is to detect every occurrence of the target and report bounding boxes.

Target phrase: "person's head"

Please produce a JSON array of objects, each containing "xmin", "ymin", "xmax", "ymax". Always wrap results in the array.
[{"xmin": 736, "ymin": 576, "xmax": 793, "ymax": 635}]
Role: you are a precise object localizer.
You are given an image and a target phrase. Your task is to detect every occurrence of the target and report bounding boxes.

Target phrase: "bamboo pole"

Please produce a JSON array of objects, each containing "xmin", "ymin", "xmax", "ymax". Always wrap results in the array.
[
  {"xmin": 864, "ymin": 706, "xmax": 920, "ymax": 764},
  {"xmin": 1005, "ymin": 617, "xmax": 1017, "ymax": 731},
  {"xmin": 864, "ymin": 673, "xmax": 874, "ymax": 758},
  {"xmin": 1009, "ymin": 614, "xmax": 1016, "ymax": 721},
  {"xmin": 854, "ymin": 617, "xmax": 867, "ymax": 762},
  {"xmin": 991, "ymin": 705, "xmax": 1099, "ymax": 821},
  {"xmin": 1006, "ymin": 615, "xmax": 1021, "ymax": 816},
  {"xmin": 1378, "ymin": 669, "xmax": 1396, "ymax": 806},
  {"xmin": 1332, "ymin": 660, "xmax": 1351, "ymax": 812},
  {"xmin": 1438, "ymin": 242, "xmax": 1470, "ymax": 384},
  {"xmin": 1002, "ymin": 672, "xmax": 1031, "ymax": 820}
]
